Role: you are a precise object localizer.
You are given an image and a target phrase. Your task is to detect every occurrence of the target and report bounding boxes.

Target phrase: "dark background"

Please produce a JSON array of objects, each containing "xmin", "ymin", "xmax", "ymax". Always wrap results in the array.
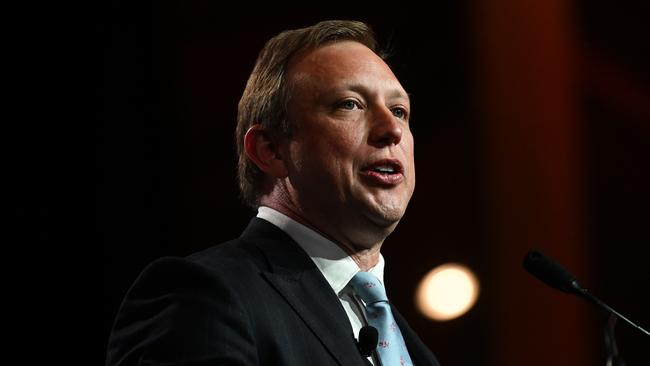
[{"xmin": 99, "ymin": 1, "xmax": 649, "ymax": 365}]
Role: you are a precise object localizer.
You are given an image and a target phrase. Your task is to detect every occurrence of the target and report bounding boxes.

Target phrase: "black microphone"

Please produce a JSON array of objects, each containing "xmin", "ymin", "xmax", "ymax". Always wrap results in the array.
[
  {"xmin": 523, "ymin": 249, "xmax": 649, "ymax": 337},
  {"xmin": 357, "ymin": 325, "xmax": 378, "ymax": 358}
]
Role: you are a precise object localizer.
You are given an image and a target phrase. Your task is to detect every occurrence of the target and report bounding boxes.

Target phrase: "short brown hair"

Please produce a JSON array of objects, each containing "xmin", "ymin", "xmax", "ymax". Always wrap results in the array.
[{"xmin": 235, "ymin": 20, "xmax": 382, "ymax": 208}]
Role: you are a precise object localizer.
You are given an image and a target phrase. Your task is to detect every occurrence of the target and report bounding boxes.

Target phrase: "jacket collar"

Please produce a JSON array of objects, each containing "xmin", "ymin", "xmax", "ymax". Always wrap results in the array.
[
  {"xmin": 240, "ymin": 218, "xmax": 439, "ymax": 366},
  {"xmin": 240, "ymin": 218, "xmax": 368, "ymax": 366}
]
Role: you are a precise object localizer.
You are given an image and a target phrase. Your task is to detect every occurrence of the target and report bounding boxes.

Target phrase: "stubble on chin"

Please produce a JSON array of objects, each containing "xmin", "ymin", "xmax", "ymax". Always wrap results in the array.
[
  {"xmin": 366, "ymin": 187, "xmax": 412, "ymax": 222},
  {"xmin": 359, "ymin": 197, "xmax": 407, "ymax": 230}
]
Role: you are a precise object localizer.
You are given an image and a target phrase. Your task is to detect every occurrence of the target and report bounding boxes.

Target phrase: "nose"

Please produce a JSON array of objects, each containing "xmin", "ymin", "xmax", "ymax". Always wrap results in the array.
[{"xmin": 368, "ymin": 106, "xmax": 403, "ymax": 147}]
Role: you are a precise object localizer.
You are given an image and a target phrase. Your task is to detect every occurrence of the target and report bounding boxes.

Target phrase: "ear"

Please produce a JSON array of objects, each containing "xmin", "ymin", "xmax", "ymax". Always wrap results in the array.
[{"xmin": 244, "ymin": 124, "xmax": 288, "ymax": 179}]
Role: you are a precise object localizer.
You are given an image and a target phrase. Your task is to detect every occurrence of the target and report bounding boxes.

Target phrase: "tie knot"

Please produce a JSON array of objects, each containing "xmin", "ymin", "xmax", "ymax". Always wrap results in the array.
[{"xmin": 350, "ymin": 271, "xmax": 388, "ymax": 304}]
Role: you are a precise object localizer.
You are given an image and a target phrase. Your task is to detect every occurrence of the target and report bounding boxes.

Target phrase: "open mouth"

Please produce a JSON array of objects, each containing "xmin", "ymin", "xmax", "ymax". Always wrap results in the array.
[
  {"xmin": 371, "ymin": 165, "xmax": 398, "ymax": 174},
  {"xmin": 363, "ymin": 159, "xmax": 403, "ymax": 174},
  {"xmin": 361, "ymin": 159, "xmax": 404, "ymax": 186}
]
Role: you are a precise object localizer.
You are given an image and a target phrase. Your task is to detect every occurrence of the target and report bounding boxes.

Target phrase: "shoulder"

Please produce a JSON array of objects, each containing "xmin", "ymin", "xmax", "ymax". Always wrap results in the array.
[
  {"xmin": 132, "ymin": 238, "xmax": 265, "ymax": 296},
  {"xmin": 107, "ymin": 219, "xmax": 309, "ymax": 365},
  {"xmin": 107, "ymin": 240, "xmax": 263, "ymax": 365}
]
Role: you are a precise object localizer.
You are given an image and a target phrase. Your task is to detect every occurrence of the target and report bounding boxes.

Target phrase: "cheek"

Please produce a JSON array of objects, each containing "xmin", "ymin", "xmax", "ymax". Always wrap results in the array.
[
  {"xmin": 319, "ymin": 125, "xmax": 364, "ymax": 159},
  {"xmin": 332, "ymin": 123, "xmax": 364, "ymax": 146},
  {"xmin": 402, "ymin": 133, "xmax": 415, "ymax": 161},
  {"xmin": 292, "ymin": 121, "xmax": 366, "ymax": 177}
]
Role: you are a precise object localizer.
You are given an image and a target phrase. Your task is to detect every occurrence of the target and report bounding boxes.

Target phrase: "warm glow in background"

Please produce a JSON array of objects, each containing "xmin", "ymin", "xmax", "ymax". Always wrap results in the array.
[{"xmin": 416, "ymin": 263, "xmax": 480, "ymax": 321}]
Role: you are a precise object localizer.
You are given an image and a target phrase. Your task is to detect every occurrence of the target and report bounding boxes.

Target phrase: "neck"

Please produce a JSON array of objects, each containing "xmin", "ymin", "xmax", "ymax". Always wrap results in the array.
[
  {"xmin": 260, "ymin": 199, "xmax": 383, "ymax": 271},
  {"xmin": 341, "ymin": 244, "xmax": 382, "ymax": 271}
]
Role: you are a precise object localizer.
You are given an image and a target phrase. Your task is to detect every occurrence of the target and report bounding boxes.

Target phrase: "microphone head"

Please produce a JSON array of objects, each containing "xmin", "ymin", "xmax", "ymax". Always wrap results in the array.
[
  {"xmin": 357, "ymin": 325, "xmax": 378, "ymax": 357},
  {"xmin": 523, "ymin": 250, "xmax": 582, "ymax": 294}
]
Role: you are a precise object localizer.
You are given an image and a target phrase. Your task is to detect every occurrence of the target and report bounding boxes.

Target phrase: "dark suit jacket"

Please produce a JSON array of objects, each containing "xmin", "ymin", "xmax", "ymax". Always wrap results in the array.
[{"xmin": 106, "ymin": 218, "xmax": 440, "ymax": 366}]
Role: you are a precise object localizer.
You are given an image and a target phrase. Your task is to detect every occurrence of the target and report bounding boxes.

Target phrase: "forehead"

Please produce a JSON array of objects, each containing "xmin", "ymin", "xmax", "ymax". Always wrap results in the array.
[{"xmin": 287, "ymin": 41, "xmax": 408, "ymax": 99}]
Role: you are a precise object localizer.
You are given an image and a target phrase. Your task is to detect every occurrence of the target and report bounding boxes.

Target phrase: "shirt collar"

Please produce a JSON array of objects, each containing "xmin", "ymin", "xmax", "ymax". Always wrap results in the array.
[{"xmin": 256, "ymin": 206, "xmax": 385, "ymax": 295}]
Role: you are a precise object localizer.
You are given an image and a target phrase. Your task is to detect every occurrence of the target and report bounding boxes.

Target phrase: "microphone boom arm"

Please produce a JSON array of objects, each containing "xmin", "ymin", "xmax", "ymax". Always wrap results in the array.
[{"xmin": 523, "ymin": 250, "xmax": 649, "ymax": 337}]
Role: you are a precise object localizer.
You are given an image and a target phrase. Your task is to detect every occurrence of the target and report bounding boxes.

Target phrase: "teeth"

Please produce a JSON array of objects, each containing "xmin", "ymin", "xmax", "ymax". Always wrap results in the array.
[{"xmin": 373, "ymin": 165, "xmax": 395, "ymax": 173}]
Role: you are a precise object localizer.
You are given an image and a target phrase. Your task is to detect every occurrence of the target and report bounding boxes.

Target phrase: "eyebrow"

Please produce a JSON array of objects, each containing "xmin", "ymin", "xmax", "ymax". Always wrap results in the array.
[{"xmin": 331, "ymin": 83, "xmax": 410, "ymax": 102}]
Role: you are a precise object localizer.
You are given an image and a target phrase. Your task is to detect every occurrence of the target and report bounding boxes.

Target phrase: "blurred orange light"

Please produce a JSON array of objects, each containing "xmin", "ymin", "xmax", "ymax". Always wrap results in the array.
[{"xmin": 415, "ymin": 263, "xmax": 480, "ymax": 321}]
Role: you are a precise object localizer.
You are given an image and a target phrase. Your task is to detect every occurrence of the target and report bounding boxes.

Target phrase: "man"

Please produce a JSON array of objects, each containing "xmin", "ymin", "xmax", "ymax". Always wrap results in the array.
[{"xmin": 107, "ymin": 20, "xmax": 440, "ymax": 366}]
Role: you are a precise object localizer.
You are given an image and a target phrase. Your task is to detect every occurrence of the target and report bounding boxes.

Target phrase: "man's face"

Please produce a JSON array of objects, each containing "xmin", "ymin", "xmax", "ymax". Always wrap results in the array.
[{"xmin": 281, "ymin": 41, "xmax": 415, "ymax": 247}]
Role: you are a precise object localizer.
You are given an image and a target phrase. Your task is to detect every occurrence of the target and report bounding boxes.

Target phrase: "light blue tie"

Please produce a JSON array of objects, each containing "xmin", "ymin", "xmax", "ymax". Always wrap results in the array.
[{"xmin": 350, "ymin": 271, "xmax": 414, "ymax": 366}]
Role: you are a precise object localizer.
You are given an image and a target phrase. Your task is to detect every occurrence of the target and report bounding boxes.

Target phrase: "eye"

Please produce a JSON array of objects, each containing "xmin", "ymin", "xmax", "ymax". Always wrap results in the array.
[
  {"xmin": 339, "ymin": 99, "xmax": 360, "ymax": 110},
  {"xmin": 391, "ymin": 107, "xmax": 408, "ymax": 120}
]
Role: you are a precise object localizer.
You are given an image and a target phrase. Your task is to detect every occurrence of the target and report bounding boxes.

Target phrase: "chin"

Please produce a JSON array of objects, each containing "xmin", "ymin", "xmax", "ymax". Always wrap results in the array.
[
  {"xmin": 365, "ymin": 202, "xmax": 407, "ymax": 228},
  {"xmin": 353, "ymin": 188, "xmax": 412, "ymax": 228}
]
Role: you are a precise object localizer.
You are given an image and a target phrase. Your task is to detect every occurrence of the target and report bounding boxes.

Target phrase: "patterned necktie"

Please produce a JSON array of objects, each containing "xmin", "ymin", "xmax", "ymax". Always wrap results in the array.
[{"xmin": 350, "ymin": 271, "xmax": 414, "ymax": 366}]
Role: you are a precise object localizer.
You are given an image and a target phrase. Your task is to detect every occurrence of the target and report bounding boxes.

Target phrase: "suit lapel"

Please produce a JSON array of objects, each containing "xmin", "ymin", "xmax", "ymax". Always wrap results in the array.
[{"xmin": 240, "ymin": 218, "xmax": 365, "ymax": 366}]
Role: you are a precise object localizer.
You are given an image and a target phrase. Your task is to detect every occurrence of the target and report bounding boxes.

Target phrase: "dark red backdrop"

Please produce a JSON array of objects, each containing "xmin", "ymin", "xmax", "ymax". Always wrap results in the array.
[{"xmin": 100, "ymin": 2, "xmax": 649, "ymax": 365}]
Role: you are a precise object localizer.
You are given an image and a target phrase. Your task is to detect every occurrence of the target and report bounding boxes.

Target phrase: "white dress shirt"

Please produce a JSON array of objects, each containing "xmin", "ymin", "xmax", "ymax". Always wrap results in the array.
[{"xmin": 257, "ymin": 206, "xmax": 385, "ymax": 365}]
